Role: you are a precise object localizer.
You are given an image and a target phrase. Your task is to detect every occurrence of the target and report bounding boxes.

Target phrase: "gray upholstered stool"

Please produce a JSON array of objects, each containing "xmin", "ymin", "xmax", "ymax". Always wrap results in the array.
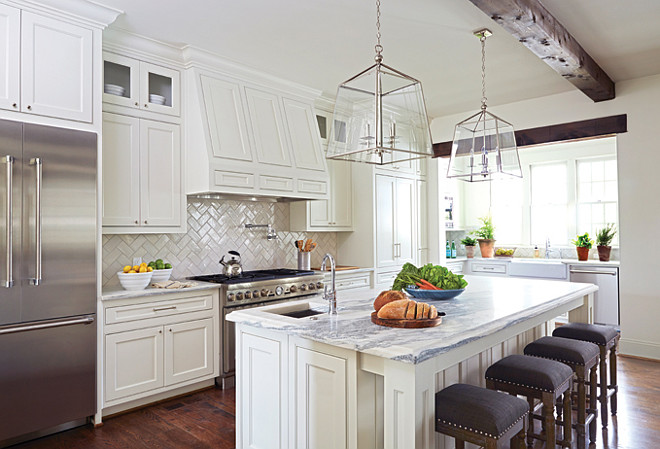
[
  {"xmin": 553, "ymin": 322, "xmax": 620, "ymax": 428},
  {"xmin": 485, "ymin": 354, "xmax": 573, "ymax": 448},
  {"xmin": 524, "ymin": 336, "xmax": 599, "ymax": 449},
  {"xmin": 435, "ymin": 383, "xmax": 529, "ymax": 449}
]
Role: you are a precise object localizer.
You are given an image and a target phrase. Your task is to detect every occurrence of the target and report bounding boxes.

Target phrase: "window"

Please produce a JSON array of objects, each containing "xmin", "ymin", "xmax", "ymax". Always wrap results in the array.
[
  {"xmin": 530, "ymin": 162, "xmax": 569, "ymax": 245},
  {"xmin": 577, "ymin": 158, "xmax": 618, "ymax": 244}
]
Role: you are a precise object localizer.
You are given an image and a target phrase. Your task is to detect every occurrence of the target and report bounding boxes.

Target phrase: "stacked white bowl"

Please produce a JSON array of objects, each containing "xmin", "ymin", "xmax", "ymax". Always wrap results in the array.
[
  {"xmin": 149, "ymin": 94, "xmax": 166, "ymax": 105},
  {"xmin": 105, "ymin": 84, "xmax": 125, "ymax": 96},
  {"xmin": 117, "ymin": 271, "xmax": 153, "ymax": 291},
  {"xmin": 150, "ymin": 268, "xmax": 173, "ymax": 283}
]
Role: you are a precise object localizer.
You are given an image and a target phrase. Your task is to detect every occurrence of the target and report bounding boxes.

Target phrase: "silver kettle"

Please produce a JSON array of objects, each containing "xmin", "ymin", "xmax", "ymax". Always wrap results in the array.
[{"xmin": 219, "ymin": 250, "xmax": 242, "ymax": 277}]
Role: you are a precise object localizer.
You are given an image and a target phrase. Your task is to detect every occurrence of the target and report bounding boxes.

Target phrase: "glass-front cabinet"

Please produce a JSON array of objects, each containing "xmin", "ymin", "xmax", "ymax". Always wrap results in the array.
[{"xmin": 103, "ymin": 52, "xmax": 180, "ymax": 116}]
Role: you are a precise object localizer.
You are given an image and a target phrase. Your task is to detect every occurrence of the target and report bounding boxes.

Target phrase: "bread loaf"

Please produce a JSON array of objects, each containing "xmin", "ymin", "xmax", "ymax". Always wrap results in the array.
[
  {"xmin": 377, "ymin": 298, "xmax": 438, "ymax": 320},
  {"xmin": 374, "ymin": 290, "xmax": 407, "ymax": 312}
]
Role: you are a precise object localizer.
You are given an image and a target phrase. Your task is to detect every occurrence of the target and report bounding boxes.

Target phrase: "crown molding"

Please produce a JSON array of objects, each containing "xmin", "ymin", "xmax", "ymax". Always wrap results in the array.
[
  {"xmin": 102, "ymin": 27, "xmax": 185, "ymax": 67},
  {"xmin": 5, "ymin": 0, "xmax": 122, "ymax": 28}
]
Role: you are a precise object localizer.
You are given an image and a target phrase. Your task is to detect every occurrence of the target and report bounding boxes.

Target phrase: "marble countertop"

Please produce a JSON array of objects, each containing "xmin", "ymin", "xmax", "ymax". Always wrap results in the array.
[
  {"xmin": 227, "ymin": 275, "xmax": 597, "ymax": 365},
  {"xmin": 102, "ymin": 280, "xmax": 220, "ymax": 301},
  {"xmin": 465, "ymin": 258, "xmax": 620, "ymax": 266}
]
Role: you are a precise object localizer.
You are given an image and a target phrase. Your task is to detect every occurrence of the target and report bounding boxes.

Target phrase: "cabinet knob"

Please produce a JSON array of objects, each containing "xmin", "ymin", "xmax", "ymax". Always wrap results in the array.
[
  {"xmin": 144, "ymin": 220, "xmax": 148, "ymax": 224},
  {"xmin": 144, "ymin": 104, "xmax": 148, "ymax": 108},
  {"xmin": 159, "ymin": 330, "xmax": 162, "ymax": 334},
  {"xmin": 169, "ymin": 328, "xmax": 172, "ymax": 332},
  {"xmin": 27, "ymin": 105, "xmax": 32, "ymax": 110},
  {"xmin": 134, "ymin": 220, "xmax": 138, "ymax": 224},
  {"xmin": 11, "ymin": 103, "xmax": 16, "ymax": 108},
  {"xmin": 134, "ymin": 102, "xmax": 139, "ymax": 106}
]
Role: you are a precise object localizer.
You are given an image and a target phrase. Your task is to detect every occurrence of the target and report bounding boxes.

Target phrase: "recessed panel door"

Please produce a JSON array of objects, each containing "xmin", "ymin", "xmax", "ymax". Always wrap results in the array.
[
  {"xmin": 396, "ymin": 178, "xmax": 416, "ymax": 265},
  {"xmin": 376, "ymin": 174, "xmax": 396, "ymax": 268},
  {"xmin": 0, "ymin": 5, "xmax": 20, "ymax": 112},
  {"xmin": 245, "ymin": 87, "xmax": 292, "ymax": 167}
]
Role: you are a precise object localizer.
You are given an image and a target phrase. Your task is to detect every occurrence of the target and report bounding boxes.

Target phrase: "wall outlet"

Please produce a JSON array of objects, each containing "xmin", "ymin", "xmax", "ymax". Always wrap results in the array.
[{"xmin": 132, "ymin": 257, "xmax": 142, "ymax": 266}]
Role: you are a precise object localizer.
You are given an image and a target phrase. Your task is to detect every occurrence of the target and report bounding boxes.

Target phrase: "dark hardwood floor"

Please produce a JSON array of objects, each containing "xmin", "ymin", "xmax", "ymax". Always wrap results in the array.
[{"xmin": 11, "ymin": 356, "xmax": 660, "ymax": 449}]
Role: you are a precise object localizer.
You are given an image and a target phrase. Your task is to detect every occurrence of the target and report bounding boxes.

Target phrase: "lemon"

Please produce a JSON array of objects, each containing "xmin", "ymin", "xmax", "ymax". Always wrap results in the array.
[
  {"xmin": 139, "ymin": 266, "xmax": 148, "ymax": 273},
  {"xmin": 132, "ymin": 265, "xmax": 140, "ymax": 272},
  {"xmin": 128, "ymin": 270, "xmax": 137, "ymax": 273},
  {"xmin": 146, "ymin": 266, "xmax": 153, "ymax": 272},
  {"xmin": 123, "ymin": 265, "xmax": 132, "ymax": 273},
  {"xmin": 140, "ymin": 262, "xmax": 147, "ymax": 268}
]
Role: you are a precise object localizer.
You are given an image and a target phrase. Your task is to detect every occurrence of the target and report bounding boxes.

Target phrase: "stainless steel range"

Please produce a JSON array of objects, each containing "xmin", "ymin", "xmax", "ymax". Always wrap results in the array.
[{"xmin": 189, "ymin": 269, "xmax": 324, "ymax": 388}]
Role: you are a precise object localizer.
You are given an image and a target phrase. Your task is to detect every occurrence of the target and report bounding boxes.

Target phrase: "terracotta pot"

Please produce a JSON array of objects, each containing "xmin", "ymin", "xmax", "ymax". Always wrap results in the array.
[
  {"xmin": 597, "ymin": 245, "xmax": 612, "ymax": 262},
  {"xmin": 576, "ymin": 246, "xmax": 590, "ymax": 261},
  {"xmin": 478, "ymin": 239, "xmax": 496, "ymax": 258},
  {"xmin": 465, "ymin": 246, "xmax": 476, "ymax": 259}
]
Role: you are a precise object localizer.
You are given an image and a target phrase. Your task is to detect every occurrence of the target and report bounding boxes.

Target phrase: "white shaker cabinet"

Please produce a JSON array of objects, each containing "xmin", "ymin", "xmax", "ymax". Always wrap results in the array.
[
  {"xmin": 376, "ymin": 174, "xmax": 417, "ymax": 269},
  {"xmin": 290, "ymin": 159, "xmax": 353, "ymax": 231},
  {"xmin": 102, "ymin": 112, "xmax": 184, "ymax": 232},
  {"xmin": 0, "ymin": 4, "xmax": 20, "ymax": 112},
  {"xmin": 164, "ymin": 318, "xmax": 215, "ymax": 385},
  {"xmin": 21, "ymin": 11, "xmax": 93, "ymax": 122}
]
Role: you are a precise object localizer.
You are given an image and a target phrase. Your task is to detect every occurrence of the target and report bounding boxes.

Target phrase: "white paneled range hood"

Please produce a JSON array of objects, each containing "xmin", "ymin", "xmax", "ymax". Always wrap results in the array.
[{"xmin": 184, "ymin": 48, "xmax": 329, "ymax": 202}]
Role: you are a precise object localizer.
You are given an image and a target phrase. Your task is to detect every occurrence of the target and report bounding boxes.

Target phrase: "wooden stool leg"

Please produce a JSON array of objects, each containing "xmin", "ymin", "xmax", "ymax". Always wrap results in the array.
[
  {"xmin": 577, "ymin": 373, "xmax": 586, "ymax": 449},
  {"xmin": 455, "ymin": 438, "xmax": 465, "ymax": 449},
  {"xmin": 543, "ymin": 392, "xmax": 555, "ymax": 449},
  {"xmin": 527, "ymin": 397, "xmax": 535, "ymax": 447},
  {"xmin": 516, "ymin": 426, "xmax": 528, "ymax": 449},
  {"xmin": 610, "ymin": 344, "xmax": 618, "ymax": 416},
  {"xmin": 589, "ymin": 365, "xmax": 598, "ymax": 443},
  {"xmin": 563, "ymin": 391, "xmax": 572, "ymax": 447},
  {"xmin": 599, "ymin": 346, "xmax": 609, "ymax": 428}
]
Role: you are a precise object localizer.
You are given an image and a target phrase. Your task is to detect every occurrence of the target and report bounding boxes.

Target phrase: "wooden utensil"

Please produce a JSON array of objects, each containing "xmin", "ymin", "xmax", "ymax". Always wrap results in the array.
[
  {"xmin": 304, "ymin": 239, "xmax": 312, "ymax": 252},
  {"xmin": 309, "ymin": 242, "xmax": 317, "ymax": 251}
]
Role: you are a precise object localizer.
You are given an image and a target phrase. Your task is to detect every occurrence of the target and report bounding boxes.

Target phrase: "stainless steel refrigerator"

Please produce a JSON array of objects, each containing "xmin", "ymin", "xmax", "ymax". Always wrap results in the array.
[{"xmin": 0, "ymin": 119, "xmax": 97, "ymax": 446}]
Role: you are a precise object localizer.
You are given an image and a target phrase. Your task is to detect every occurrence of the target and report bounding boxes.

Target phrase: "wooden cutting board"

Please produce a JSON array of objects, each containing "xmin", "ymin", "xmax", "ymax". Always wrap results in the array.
[
  {"xmin": 370, "ymin": 311, "xmax": 445, "ymax": 328},
  {"xmin": 312, "ymin": 265, "xmax": 361, "ymax": 271}
]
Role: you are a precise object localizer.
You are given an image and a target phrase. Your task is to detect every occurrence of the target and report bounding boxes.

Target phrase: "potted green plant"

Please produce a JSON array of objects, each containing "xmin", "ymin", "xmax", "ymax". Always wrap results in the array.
[
  {"xmin": 571, "ymin": 232, "xmax": 594, "ymax": 261},
  {"xmin": 474, "ymin": 215, "xmax": 496, "ymax": 258},
  {"xmin": 595, "ymin": 224, "xmax": 617, "ymax": 262},
  {"xmin": 461, "ymin": 236, "xmax": 478, "ymax": 259}
]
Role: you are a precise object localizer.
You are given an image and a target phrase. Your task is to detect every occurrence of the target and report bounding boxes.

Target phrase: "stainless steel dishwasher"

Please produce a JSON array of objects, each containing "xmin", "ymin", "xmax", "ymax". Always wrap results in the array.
[{"xmin": 569, "ymin": 265, "xmax": 619, "ymax": 326}]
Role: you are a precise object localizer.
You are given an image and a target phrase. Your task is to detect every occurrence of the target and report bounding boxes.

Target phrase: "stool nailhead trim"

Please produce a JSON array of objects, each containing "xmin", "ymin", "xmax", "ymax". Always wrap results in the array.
[
  {"xmin": 485, "ymin": 376, "xmax": 562, "ymax": 393},
  {"xmin": 436, "ymin": 414, "xmax": 527, "ymax": 439},
  {"xmin": 525, "ymin": 353, "xmax": 599, "ymax": 368}
]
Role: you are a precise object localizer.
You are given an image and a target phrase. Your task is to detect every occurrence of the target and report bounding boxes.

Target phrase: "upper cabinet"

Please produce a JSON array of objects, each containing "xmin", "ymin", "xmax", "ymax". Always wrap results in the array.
[
  {"xmin": 103, "ymin": 52, "xmax": 181, "ymax": 117},
  {"xmin": 0, "ymin": 6, "xmax": 94, "ymax": 122},
  {"xmin": 185, "ymin": 68, "xmax": 329, "ymax": 200}
]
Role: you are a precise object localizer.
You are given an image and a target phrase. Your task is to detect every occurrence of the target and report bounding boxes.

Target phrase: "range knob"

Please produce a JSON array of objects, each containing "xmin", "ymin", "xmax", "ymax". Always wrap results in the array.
[
  {"xmin": 253, "ymin": 290, "xmax": 260, "ymax": 298},
  {"xmin": 300, "ymin": 284, "xmax": 307, "ymax": 291},
  {"xmin": 244, "ymin": 291, "xmax": 252, "ymax": 299},
  {"xmin": 290, "ymin": 285, "xmax": 298, "ymax": 293},
  {"xmin": 261, "ymin": 289, "xmax": 269, "ymax": 297},
  {"xmin": 308, "ymin": 283, "xmax": 316, "ymax": 290},
  {"xmin": 275, "ymin": 286, "xmax": 284, "ymax": 296},
  {"xmin": 227, "ymin": 293, "xmax": 235, "ymax": 302},
  {"xmin": 316, "ymin": 282, "xmax": 324, "ymax": 289},
  {"xmin": 235, "ymin": 292, "xmax": 244, "ymax": 301}
]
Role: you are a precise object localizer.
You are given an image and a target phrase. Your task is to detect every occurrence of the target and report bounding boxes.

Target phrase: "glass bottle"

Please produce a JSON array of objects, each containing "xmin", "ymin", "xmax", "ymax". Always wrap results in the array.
[
  {"xmin": 451, "ymin": 240, "xmax": 457, "ymax": 258},
  {"xmin": 446, "ymin": 240, "xmax": 451, "ymax": 258}
]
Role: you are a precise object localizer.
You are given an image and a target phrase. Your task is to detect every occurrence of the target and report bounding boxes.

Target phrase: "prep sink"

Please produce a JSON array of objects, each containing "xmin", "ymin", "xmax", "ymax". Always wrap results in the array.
[
  {"xmin": 263, "ymin": 301, "xmax": 328, "ymax": 320},
  {"xmin": 508, "ymin": 259, "xmax": 568, "ymax": 279}
]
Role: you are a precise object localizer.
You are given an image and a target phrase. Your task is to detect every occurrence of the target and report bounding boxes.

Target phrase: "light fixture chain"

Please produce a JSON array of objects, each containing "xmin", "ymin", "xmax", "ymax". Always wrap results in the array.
[
  {"xmin": 375, "ymin": 0, "xmax": 383, "ymax": 62},
  {"xmin": 481, "ymin": 34, "xmax": 487, "ymax": 109}
]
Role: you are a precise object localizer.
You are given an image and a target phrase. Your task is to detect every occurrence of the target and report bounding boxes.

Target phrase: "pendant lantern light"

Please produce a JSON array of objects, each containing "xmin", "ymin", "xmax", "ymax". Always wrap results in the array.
[
  {"xmin": 447, "ymin": 29, "xmax": 522, "ymax": 182},
  {"xmin": 326, "ymin": 0, "xmax": 433, "ymax": 165}
]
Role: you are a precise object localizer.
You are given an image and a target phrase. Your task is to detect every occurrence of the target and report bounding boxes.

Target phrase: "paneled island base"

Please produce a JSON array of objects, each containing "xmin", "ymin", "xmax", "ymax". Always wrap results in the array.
[{"xmin": 228, "ymin": 276, "xmax": 597, "ymax": 449}]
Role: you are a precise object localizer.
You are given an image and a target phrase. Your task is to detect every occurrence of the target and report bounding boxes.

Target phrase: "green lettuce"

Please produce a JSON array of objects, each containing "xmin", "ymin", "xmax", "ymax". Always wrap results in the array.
[{"xmin": 392, "ymin": 262, "xmax": 468, "ymax": 291}]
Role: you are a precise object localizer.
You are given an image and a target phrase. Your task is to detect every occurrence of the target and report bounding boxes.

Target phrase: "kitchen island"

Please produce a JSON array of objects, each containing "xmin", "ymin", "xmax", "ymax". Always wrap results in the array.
[{"xmin": 227, "ymin": 275, "xmax": 597, "ymax": 449}]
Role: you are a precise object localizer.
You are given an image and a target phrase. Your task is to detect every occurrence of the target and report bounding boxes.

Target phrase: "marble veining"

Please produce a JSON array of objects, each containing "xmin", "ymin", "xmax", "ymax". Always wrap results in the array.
[
  {"xmin": 227, "ymin": 276, "xmax": 598, "ymax": 364},
  {"xmin": 102, "ymin": 280, "xmax": 220, "ymax": 301}
]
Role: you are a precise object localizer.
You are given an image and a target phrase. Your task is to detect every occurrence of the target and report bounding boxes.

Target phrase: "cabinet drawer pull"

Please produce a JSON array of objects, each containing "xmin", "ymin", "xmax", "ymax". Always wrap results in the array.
[
  {"xmin": 569, "ymin": 269, "xmax": 617, "ymax": 276},
  {"xmin": 153, "ymin": 305, "xmax": 177, "ymax": 312}
]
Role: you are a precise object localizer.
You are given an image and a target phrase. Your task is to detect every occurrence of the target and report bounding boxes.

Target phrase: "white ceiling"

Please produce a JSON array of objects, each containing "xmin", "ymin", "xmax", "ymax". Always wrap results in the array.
[{"xmin": 99, "ymin": 0, "xmax": 660, "ymax": 118}]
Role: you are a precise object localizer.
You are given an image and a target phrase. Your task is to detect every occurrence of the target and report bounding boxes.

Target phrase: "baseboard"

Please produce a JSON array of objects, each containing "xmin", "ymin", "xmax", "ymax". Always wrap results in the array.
[{"xmin": 619, "ymin": 337, "xmax": 660, "ymax": 361}]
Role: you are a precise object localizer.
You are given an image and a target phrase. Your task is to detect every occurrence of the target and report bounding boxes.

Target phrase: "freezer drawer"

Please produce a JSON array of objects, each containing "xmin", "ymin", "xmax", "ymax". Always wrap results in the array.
[
  {"xmin": 569, "ymin": 266, "xmax": 619, "ymax": 325},
  {"xmin": 0, "ymin": 315, "xmax": 96, "ymax": 444}
]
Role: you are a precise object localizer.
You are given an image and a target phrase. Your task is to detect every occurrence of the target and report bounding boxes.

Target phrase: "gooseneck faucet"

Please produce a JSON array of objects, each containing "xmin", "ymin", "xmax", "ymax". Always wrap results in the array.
[{"xmin": 320, "ymin": 253, "xmax": 337, "ymax": 315}]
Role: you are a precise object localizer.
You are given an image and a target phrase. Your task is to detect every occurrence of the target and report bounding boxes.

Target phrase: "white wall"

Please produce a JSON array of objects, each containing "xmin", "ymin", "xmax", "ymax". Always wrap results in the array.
[{"xmin": 431, "ymin": 74, "xmax": 660, "ymax": 360}]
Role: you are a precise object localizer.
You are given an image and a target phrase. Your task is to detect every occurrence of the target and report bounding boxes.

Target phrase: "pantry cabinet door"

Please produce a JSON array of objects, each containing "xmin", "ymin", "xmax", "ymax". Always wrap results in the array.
[
  {"xmin": 294, "ymin": 347, "xmax": 347, "ymax": 449},
  {"xmin": 164, "ymin": 318, "xmax": 214, "ymax": 385},
  {"xmin": 21, "ymin": 12, "xmax": 92, "ymax": 122},
  {"xmin": 105, "ymin": 327, "xmax": 164, "ymax": 402},
  {"xmin": 376, "ymin": 174, "xmax": 397, "ymax": 268},
  {"xmin": 244, "ymin": 87, "xmax": 292, "ymax": 167},
  {"xmin": 396, "ymin": 177, "xmax": 416, "ymax": 265},
  {"xmin": 139, "ymin": 120, "xmax": 181, "ymax": 227},
  {"xmin": 331, "ymin": 160, "xmax": 353, "ymax": 228},
  {"xmin": 0, "ymin": 5, "xmax": 20, "ymax": 112},
  {"xmin": 102, "ymin": 113, "xmax": 140, "ymax": 226}
]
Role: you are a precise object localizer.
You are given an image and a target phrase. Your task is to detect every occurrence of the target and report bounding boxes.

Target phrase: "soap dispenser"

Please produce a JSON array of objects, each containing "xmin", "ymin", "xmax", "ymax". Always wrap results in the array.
[{"xmin": 534, "ymin": 245, "xmax": 540, "ymax": 258}]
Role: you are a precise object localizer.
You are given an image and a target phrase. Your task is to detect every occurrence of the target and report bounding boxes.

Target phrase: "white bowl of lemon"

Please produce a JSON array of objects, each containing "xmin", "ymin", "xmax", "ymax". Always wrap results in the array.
[{"xmin": 118, "ymin": 263, "xmax": 154, "ymax": 290}]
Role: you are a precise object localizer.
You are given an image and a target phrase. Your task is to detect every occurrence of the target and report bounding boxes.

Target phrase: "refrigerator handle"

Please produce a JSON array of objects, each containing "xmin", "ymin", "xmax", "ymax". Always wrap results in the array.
[
  {"xmin": 3, "ymin": 155, "xmax": 13, "ymax": 288},
  {"xmin": 0, "ymin": 314, "xmax": 95, "ymax": 335},
  {"xmin": 29, "ymin": 157, "xmax": 42, "ymax": 286}
]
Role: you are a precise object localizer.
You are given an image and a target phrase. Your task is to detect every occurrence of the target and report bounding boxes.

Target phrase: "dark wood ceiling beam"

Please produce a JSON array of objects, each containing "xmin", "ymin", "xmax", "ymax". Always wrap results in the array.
[
  {"xmin": 467, "ymin": 0, "xmax": 615, "ymax": 102},
  {"xmin": 433, "ymin": 114, "xmax": 627, "ymax": 157}
]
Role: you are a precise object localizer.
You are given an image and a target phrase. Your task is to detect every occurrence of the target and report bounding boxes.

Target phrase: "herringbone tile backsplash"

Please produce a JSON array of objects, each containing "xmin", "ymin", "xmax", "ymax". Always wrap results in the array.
[{"xmin": 102, "ymin": 199, "xmax": 337, "ymax": 286}]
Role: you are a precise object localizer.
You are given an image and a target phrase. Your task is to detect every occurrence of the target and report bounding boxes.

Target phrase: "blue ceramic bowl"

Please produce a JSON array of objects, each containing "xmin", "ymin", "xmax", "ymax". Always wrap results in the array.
[{"xmin": 404, "ymin": 286, "xmax": 465, "ymax": 300}]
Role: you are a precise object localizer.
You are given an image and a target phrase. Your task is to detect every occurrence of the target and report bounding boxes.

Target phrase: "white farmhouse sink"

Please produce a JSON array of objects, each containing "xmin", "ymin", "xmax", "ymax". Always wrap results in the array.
[{"xmin": 508, "ymin": 259, "xmax": 567, "ymax": 279}]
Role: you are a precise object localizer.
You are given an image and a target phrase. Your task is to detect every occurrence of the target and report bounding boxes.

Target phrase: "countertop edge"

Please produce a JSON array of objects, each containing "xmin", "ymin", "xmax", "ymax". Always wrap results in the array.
[{"xmin": 101, "ymin": 280, "xmax": 220, "ymax": 301}]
